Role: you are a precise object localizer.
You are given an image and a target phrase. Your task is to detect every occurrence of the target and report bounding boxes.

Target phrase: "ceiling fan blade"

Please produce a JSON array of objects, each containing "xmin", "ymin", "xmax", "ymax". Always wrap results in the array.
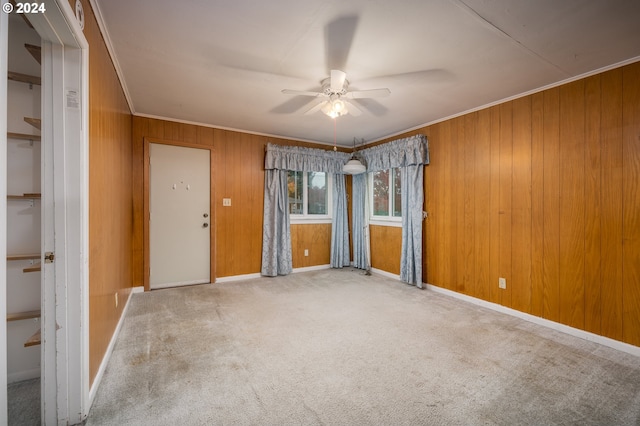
[
  {"xmin": 330, "ymin": 70, "xmax": 346, "ymax": 93},
  {"xmin": 346, "ymin": 88, "xmax": 391, "ymax": 99},
  {"xmin": 304, "ymin": 101, "xmax": 327, "ymax": 115},
  {"xmin": 351, "ymin": 98, "xmax": 388, "ymax": 117},
  {"xmin": 325, "ymin": 15, "xmax": 359, "ymax": 73},
  {"xmin": 282, "ymin": 89, "xmax": 325, "ymax": 97},
  {"xmin": 270, "ymin": 96, "xmax": 317, "ymax": 114},
  {"xmin": 344, "ymin": 100, "xmax": 362, "ymax": 116},
  {"xmin": 363, "ymin": 69, "xmax": 455, "ymax": 85}
]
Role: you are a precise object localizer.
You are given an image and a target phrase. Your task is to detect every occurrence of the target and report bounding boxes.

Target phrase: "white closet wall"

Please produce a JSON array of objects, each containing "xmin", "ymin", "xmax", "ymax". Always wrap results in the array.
[{"xmin": 6, "ymin": 14, "xmax": 42, "ymax": 383}]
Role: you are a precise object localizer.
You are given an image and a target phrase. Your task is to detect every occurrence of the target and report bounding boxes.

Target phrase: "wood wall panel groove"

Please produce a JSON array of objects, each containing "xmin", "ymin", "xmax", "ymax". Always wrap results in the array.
[
  {"xmin": 426, "ymin": 125, "xmax": 440, "ymax": 286},
  {"xmin": 489, "ymin": 106, "xmax": 501, "ymax": 304},
  {"xmin": 530, "ymin": 92, "xmax": 545, "ymax": 318},
  {"xmin": 463, "ymin": 113, "xmax": 476, "ymax": 296},
  {"xmin": 454, "ymin": 118, "xmax": 465, "ymax": 294},
  {"xmin": 511, "ymin": 96, "xmax": 532, "ymax": 313},
  {"xmin": 441, "ymin": 121, "xmax": 453, "ymax": 289},
  {"xmin": 584, "ymin": 75, "xmax": 603, "ymax": 335},
  {"xmin": 542, "ymin": 88, "xmax": 561, "ymax": 322},
  {"xmin": 558, "ymin": 81, "xmax": 586, "ymax": 329},
  {"xmin": 499, "ymin": 102, "xmax": 513, "ymax": 307},
  {"xmin": 474, "ymin": 109, "xmax": 491, "ymax": 300},
  {"xmin": 600, "ymin": 68, "xmax": 624, "ymax": 340}
]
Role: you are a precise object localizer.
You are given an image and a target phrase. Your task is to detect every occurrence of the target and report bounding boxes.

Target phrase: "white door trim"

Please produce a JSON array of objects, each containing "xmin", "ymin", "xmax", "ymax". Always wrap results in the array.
[
  {"xmin": 0, "ymin": 3, "xmax": 10, "ymax": 422},
  {"xmin": 26, "ymin": 0, "xmax": 90, "ymax": 424}
]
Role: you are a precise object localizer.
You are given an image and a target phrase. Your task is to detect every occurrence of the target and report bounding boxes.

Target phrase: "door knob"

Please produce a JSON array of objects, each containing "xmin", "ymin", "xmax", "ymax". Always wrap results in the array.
[
  {"xmin": 203, "ymin": 213, "xmax": 209, "ymax": 218},
  {"xmin": 203, "ymin": 223, "xmax": 209, "ymax": 228}
]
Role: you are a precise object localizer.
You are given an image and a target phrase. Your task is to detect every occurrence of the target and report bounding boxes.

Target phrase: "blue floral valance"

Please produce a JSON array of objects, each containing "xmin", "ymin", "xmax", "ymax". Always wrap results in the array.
[
  {"xmin": 264, "ymin": 143, "xmax": 351, "ymax": 174},
  {"xmin": 359, "ymin": 134, "xmax": 429, "ymax": 172}
]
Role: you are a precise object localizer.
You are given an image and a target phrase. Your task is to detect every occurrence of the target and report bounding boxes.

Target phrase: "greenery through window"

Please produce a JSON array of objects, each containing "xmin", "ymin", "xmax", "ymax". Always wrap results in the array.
[
  {"xmin": 371, "ymin": 168, "xmax": 401, "ymax": 219},
  {"xmin": 288, "ymin": 171, "xmax": 330, "ymax": 217}
]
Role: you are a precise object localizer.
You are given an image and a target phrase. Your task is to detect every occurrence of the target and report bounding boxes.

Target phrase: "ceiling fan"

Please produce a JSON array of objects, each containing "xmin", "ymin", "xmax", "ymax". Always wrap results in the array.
[{"xmin": 281, "ymin": 69, "xmax": 391, "ymax": 118}]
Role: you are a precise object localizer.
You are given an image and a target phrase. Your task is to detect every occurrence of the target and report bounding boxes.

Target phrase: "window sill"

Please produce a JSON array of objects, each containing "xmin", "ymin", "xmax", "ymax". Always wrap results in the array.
[
  {"xmin": 369, "ymin": 219, "xmax": 402, "ymax": 228},
  {"xmin": 290, "ymin": 217, "xmax": 333, "ymax": 225}
]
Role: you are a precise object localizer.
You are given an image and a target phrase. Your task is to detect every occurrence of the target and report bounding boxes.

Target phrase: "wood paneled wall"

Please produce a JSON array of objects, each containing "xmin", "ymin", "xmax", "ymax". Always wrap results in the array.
[
  {"xmin": 291, "ymin": 224, "xmax": 332, "ymax": 268},
  {"xmin": 132, "ymin": 117, "xmax": 341, "ymax": 281},
  {"xmin": 71, "ymin": 1, "xmax": 134, "ymax": 385},
  {"xmin": 370, "ymin": 225, "xmax": 401, "ymax": 275},
  {"xmin": 374, "ymin": 61, "xmax": 640, "ymax": 347}
]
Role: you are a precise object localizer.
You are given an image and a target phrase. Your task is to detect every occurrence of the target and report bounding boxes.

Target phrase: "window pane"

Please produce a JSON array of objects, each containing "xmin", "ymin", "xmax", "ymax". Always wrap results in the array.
[
  {"xmin": 307, "ymin": 172, "xmax": 327, "ymax": 215},
  {"xmin": 393, "ymin": 168, "xmax": 402, "ymax": 217},
  {"xmin": 372, "ymin": 170, "xmax": 389, "ymax": 216},
  {"xmin": 287, "ymin": 171, "xmax": 303, "ymax": 214}
]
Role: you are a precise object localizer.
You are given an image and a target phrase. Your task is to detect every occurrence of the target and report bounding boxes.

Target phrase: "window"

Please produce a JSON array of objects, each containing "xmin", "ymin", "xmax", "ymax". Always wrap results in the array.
[
  {"xmin": 371, "ymin": 168, "xmax": 401, "ymax": 223},
  {"xmin": 288, "ymin": 171, "xmax": 331, "ymax": 221}
]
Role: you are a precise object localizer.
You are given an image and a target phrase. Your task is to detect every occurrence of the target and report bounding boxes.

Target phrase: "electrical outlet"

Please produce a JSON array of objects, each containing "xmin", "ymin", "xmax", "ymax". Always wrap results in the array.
[
  {"xmin": 498, "ymin": 277, "xmax": 506, "ymax": 289},
  {"xmin": 115, "ymin": 292, "xmax": 118, "ymax": 308},
  {"xmin": 223, "ymin": 198, "xmax": 232, "ymax": 206},
  {"xmin": 304, "ymin": 249, "xmax": 309, "ymax": 257}
]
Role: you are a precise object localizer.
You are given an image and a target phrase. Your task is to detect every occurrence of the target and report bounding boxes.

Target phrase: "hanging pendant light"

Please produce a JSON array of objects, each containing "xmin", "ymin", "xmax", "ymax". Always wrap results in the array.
[
  {"xmin": 343, "ymin": 158, "xmax": 366, "ymax": 174},
  {"xmin": 343, "ymin": 137, "xmax": 366, "ymax": 175}
]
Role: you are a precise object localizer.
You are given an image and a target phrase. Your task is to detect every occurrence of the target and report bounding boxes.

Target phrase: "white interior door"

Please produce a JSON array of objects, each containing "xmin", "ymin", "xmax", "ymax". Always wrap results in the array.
[{"xmin": 149, "ymin": 143, "xmax": 210, "ymax": 289}]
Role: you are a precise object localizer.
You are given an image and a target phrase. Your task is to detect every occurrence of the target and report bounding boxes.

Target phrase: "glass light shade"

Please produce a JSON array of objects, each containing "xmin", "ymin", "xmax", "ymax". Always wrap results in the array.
[
  {"xmin": 343, "ymin": 159, "xmax": 366, "ymax": 175},
  {"xmin": 322, "ymin": 98, "xmax": 348, "ymax": 118}
]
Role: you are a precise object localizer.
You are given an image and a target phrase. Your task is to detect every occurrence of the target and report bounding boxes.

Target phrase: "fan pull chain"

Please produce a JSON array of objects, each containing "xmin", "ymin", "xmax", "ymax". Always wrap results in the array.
[{"xmin": 333, "ymin": 118, "xmax": 337, "ymax": 151}]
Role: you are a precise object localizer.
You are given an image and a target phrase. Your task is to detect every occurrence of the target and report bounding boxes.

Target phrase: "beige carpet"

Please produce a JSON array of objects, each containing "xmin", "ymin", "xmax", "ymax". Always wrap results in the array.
[{"xmin": 86, "ymin": 268, "xmax": 640, "ymax": 425}]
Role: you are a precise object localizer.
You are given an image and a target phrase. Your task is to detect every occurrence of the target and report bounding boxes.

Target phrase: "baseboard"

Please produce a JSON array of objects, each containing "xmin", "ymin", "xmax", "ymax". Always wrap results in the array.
[
  {"xmin": 151, "ymin": 279, "xmax": 210, "ymax": 290},
  {"xmin": 88, "ymin": 287, "xmax": 136, "ymax": 407},
  {"xmin": 425, "ymin": 283, "xmax": 640, "ymax": 358},
  {"xmin": 132, "ymin": 286, "xmax": 144, "ymax": 294},
  {"xmin": 216, "ymin": 265, "xmax": 331, "ymax": 283},
  {"xmin": 216, "ymin": 272, "xmax": 262, "ymax": 283},
  {"xmin": 370, "ymin": 267, "xmax": 400, "ymax": 281},
  {"xmin": 7, "ymin": 368, "xmax": 40, "ymax": 384},
  {"xmin": 292, "ymin": 264, "xmax": 331, "ymax": 273}
]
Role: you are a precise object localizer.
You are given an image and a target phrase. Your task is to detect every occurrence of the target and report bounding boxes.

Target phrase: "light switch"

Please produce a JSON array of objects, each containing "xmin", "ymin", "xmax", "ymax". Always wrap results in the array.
[{"xmin": 223, "ymin": 198, "xmax": 232, "ymax": 206}]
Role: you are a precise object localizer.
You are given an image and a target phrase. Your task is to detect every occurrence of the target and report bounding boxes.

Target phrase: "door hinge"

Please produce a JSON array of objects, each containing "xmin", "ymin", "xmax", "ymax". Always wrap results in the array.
[{"xmin": 44, "ymin": 252, "xmax": 55, "ymax": 263}]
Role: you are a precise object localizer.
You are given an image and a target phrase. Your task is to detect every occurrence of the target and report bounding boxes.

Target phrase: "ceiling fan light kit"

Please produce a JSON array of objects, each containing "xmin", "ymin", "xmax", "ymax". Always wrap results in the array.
[
  {"xmin": 282, "ymin": 69, "xmax": 390, "ymax": 119},
  {"xmin": 322, "ymin": 95, "xmax": 348, "ymax": 118}
]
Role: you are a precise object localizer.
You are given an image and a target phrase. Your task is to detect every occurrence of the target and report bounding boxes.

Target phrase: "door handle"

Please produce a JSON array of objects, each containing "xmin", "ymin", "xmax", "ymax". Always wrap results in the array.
[
  {"xmin": 203, "ymin": 223, "xmax": 209, "ymax": 228},
  {"xmin": 203, "ymin": 213, "xmax": 209, "ymax": 218}
]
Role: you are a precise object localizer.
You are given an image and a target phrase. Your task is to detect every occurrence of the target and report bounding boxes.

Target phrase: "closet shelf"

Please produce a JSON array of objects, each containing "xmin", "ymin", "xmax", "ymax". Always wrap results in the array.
[
  {"xmin": 7, "ymin": 132, "xmax": 41, "ymax": 141},
  {"xmin": 8, "ymin": 71, "xmax": 41, "ymax": 86},
  {"xmin": 7, "ymin": 193, "xmax": 41, "ymax": 200},
  {"xmin": 23, "ymin": 117, "xmax": 41, "ymax": 130},
  {"xmin": 23, "ymin": 263, "xmax": 41, "ymax": 273},
  {"xmin": 25, "ymin": 329, "xmax": 41, "ymax": 347},
  {"xmin": 7, "ymin": 310, "xmax": 41, "ymax": 322},
  {"xmin": 25, "ymin": 44, "xmax": 41, "ymax": 65},
  {"xmin": 7, "ymin": 253, "xmax": 40, "ymax": 261}
]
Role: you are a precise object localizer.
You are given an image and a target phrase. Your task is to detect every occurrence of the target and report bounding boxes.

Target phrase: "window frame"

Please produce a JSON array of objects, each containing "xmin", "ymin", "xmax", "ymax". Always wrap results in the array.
[
  {"xmin": 289, "ymin": 171, "xmax": 333, "ymax": 224},
  {"xmin": 369, "ymin": 168, "xmax": 402, "ymax": 227}
]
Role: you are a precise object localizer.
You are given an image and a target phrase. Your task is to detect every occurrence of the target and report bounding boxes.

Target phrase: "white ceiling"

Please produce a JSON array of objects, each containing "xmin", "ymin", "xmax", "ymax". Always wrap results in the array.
[{"xmin": 93, "ymin": 0, "xmax": 640, "ymax": 147}]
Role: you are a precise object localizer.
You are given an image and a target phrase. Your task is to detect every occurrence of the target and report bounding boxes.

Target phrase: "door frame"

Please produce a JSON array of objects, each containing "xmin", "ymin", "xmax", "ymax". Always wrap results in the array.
[
  {"xmin": 32, "ymin": 1, "xmax": 90, "ymax": 424},
  {"xmin": 1, "ymin": 0, "xmax": 89, "ymax": 424},
  {"xmin": 0, "ymin": 4, "xmax": 9, "ymax": 422},
  {"xmin": 143, "ymin": 137, "xmax": 216, "ymax": 291}
]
